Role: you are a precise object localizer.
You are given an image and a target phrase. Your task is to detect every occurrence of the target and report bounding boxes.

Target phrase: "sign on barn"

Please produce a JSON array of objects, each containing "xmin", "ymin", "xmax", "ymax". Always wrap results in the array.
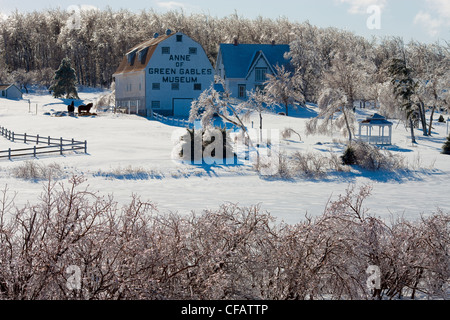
[{"xmin": 113, "ymin": 30, "xmax": 214, "ymax": 118}]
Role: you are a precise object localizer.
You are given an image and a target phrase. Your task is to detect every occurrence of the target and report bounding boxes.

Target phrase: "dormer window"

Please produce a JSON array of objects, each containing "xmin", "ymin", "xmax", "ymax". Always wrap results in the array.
[
  {"xmin": 138, "ymin": 47, "xmax": 149, "ymax": 64},
  {"xmin": 127, "ymin": 49, "xmax": 137, "ymax": 65},
  {"xmin": 176, "ymin": 34, "xmax": 183, "ymax": 42}
]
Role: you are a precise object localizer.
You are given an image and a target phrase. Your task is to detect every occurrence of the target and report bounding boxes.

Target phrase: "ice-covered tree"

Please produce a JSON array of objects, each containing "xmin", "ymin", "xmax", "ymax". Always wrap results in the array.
[
  {"xmin": 306, "ymin": 87, "xmax": 355, "ymax": 141},
  {"xmin": 49, "ymin": 57, "xmax": 79, "ymax": 99},
  {"xmin": 238, "ymin": 89, "xmax": 274, "ymax": 144},
  {"xmin": 264, "ymin": 65, "xmax": 305, "ymax": 116}
]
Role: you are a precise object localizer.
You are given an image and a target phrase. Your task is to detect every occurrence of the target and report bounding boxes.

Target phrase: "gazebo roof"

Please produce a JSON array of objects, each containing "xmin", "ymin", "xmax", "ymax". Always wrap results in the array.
[{"xmin": 360, "ymin": 113, "xmax": 393, "ymax": 126}]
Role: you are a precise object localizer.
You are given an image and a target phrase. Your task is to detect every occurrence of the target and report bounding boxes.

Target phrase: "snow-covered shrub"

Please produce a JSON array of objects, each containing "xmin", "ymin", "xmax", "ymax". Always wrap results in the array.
[
  {"xmin": 281, "ymin": 128, "xmax": 302, "ymax": 141},
  {"xmin": 10, "ymin": 161, "xmax": 63, "ymax": 180},
  {"xmin": 291, "ymin": 152, "xmax": 329, "ymax": 178},
  {"xmin": 343, "ymin": 142, "xmax": 406, "ymax": 171},
  {"xmin": 438, "ymin": 115, "xmax": 445, "ymax": 123},
  {"xmin": 442, "ymin": 135, "xmax": 450, "ymax": 155},
  {"xmin": 175, "ymin": 128, "xmax": 236, "ymax": 163}
]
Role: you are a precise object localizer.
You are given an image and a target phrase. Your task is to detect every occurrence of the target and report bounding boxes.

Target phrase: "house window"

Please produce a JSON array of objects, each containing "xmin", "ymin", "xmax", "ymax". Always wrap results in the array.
[
  {"xmin": 255, "ymin": 67, "xmax": 268, "ymax": 82},
  {"xmin": 162, "ymin": 47, "xmax": 170, "ymax": 54},
  {"xmin": 139, "ymin": 83, "xmax": 142, "ymax": 91},
  {"xmin": 172, "ymin": 83, "xmax": 180, "ymax": 90},
  {"xmin": 152, "ymin": 83, "xmax": 160, "ymax": 90},
  {"xmin": 189, "ymin": 47, "xmax": 197, "ymax": 55},
  {"xmin": 255, "ymin": 85, "xmax": 265, "ymax": 92},
  {"xmin": 194, "ymin": 83, "xmax": 202, "ymax": 91},
  {"xmin": 238, "ymin": 85, "xmax": 246, "ymax": 99},
  {"xmin": 1, "ymin": 91, "xmax": 4, "ymax": 97},
  {"xmin": 176, "ymin": 35, "xmax": 183, "ymax": 42},
  {"xmin": 151, "ymin": 101, "xmax": 161, "ymax": 109}
]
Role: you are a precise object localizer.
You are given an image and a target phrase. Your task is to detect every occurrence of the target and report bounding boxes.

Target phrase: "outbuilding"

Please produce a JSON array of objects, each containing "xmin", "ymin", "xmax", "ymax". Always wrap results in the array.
[
  {"xmin": 215, "ymin": 40, "xmax": 290, "ymax": 100},
  {"xmin": 113, "ymin": 30, "xmax": 214, "ymax": 118},
  {"xmin": 359, "ymin": 113, "xmax": 393, "ymax": 145},
  {"xmin": 0, "ymin": 84, "xmax": 23, "ymax": 100}
]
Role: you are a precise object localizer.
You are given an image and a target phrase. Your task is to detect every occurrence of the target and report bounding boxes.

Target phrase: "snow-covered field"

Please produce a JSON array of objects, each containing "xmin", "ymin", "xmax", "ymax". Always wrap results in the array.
[{"xmin": 0, "ymin": 88, "xmax": 449, "ymax": 224}]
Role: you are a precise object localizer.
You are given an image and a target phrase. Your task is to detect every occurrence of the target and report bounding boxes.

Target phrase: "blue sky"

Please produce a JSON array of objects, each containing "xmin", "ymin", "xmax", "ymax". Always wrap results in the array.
[{"xmin": 0, "ymin": 0, "xmax": 449, "ymax": 44}]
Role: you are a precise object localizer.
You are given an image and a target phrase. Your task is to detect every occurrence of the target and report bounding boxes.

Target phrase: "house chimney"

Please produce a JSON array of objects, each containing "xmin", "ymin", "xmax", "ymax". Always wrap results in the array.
[{"xmin": 233, "ymin": 37, "xmax": 238, "ymax": 46}]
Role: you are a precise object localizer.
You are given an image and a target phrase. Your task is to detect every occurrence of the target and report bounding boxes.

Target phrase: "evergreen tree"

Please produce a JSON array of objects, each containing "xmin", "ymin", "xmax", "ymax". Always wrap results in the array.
[
  {"xmin": 389, "ymin": 58, "xmax": 418, "ymax": 144},
  {"xmin": 442, "ymin": 135, "xmax": 450, "ymax": 155},
  {"xmin": 50, "ymin": 58, "xmax": 79, "ymax": 99}
]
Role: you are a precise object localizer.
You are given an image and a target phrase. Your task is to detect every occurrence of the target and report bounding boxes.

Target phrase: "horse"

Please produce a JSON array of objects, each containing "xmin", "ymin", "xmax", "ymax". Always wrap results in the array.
[
  {"xmin": 67, "ymin": 101, "xmax": 75, "ymax": 113},
  {"xmin": 78, "ymin": 103, "xmax": 93, "ymax": 115}
]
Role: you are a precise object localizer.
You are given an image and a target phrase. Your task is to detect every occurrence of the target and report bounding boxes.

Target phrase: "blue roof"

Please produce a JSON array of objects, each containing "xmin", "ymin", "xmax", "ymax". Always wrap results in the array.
[{"xmin": 219, "ymin": 43, "xmax": 290, "ymax": 79}]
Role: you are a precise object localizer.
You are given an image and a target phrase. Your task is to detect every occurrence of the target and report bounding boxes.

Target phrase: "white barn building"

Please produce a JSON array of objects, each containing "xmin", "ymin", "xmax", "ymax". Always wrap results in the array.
[
  {"xmin": 215, "ymin": 41, "xmax": 291, "ymax": 100},
  {"xmin": 113, "ymin": 30, "xmax": 214, "ymax": 117},
  {"xmin": 0, "ymin": 84, "xmax": 23, "ymax": 100}
]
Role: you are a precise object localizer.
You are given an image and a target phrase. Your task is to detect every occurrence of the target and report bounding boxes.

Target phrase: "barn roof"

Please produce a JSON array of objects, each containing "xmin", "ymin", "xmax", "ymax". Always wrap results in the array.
[
  {"xmin": 113, "ymin": 32, "xmax": 175, "ymax": 76},
  {"xmin": 218, "ymin": 43, "xmax": 290, "ymax": 79}
]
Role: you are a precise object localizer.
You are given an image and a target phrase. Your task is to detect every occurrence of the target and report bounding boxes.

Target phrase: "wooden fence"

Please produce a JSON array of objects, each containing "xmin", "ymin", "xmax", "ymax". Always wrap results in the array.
[
  {"xmin": 0, "ymin": 126, "xmax": 87, "ymax": 160},
  {"xmin": 153, "ymin": 112, "xmax": 194, "ymax": 129}
]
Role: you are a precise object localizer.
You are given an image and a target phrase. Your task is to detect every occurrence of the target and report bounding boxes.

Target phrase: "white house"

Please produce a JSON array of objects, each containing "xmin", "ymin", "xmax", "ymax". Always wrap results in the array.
[
  {"xmin": 113, "ymin": 30, "xmax": 214, "ymax": 117},
  {"xmin": 0, "ymin": 84, "xmax": 23, "ymax": 100},
  {"xmin": 215, "ymin": 40, "xmax": 291, "ymax": 99}
]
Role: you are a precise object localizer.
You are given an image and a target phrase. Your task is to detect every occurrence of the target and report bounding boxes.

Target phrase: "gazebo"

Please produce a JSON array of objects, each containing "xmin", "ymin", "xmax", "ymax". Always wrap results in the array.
[{"xmin": 358, "ymin": 113, "xmax": 393, "ymax": 145}]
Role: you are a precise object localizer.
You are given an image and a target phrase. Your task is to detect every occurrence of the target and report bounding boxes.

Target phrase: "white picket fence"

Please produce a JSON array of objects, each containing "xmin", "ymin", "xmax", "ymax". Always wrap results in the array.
[{"xmin": 153, "ymin": 112, "xmax": 194, "ymax": 128}]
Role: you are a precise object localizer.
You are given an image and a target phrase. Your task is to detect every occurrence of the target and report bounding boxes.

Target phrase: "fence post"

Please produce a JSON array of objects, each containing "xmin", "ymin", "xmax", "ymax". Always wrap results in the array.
[
  {"xmin": 72, "ymin": 138, "xmax": 74, "ymax": 150},
  {"xmin": 48, "ymin": 136, "xmax": 50, "ymax": 145},
  {"xmin": 84, "ymin": 140, "xmax": 87, "ymax": 154},
  {"xmin": 37, "ymin": 134, "xmax": 39, "ymax": 145},
  {"xmin": 12, "ymin": 132, "xmax": 14, "ymax": 142},
  {"xmin": 24, "ymin": 133, "xmax": 27, "ymax": 144},
  {"xmin": 8, "ymin": 148, "xmax": 11, "ymax": 160},
  {"xmin": 33, "ymin": 145, "xmax": 36, "ymax": 158},
  {"xmin": 60, "ymin": 137, "xmax": 63, "ymax": 155}
]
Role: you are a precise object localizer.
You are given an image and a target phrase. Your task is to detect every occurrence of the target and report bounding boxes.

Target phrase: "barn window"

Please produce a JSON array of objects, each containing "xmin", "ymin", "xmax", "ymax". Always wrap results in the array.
[
  {"xmin": 189, "ymin": 47, "xmax": 197, "ymax": 55},
  {"xmin": 172, "ymin": 83, "xmax": 180, "ymax": 91},
  {"xmin": 138, "ymin": 47, "xmax": 149, "ymax": 64},
  {"xmin": 194, "ymin": 83, "xmax": 202, "ymax": 91},
  {"xmin": 1, "ymin": 91, "xmax": 4, "ymax": 97},
  {"xmin": 152, "ymin": 83, "xmax": 160, "ymax": 90},
  {"xmin": 151, "ymin": 101, "xmax": 161, "ymax": 109},
  {"xmin": 176, "ymin": 35, "xmax": 183, "ymax": 42},
  {"xmin": 162, "ymin": 47, "xmax": 170, "ymax": 54}
]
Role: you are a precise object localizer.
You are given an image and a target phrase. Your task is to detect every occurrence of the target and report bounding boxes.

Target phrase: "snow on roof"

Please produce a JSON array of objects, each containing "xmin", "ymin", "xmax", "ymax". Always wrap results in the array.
[{"xmin": 219, "ymin": 43, "xmax": 290, "ymax": 79}]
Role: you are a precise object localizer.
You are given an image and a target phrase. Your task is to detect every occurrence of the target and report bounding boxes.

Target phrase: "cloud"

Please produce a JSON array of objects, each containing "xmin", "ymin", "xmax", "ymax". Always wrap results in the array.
[
  {"xmin": 156, "ymin": 1, "xmax": 187, "ymax": 11},
  {"xmin": 414, "ymin": 0, "xmax": 450, "ymax": 37},
  {"xmin": 337, "ymin": 0, "xmax": 387, "ymax": 14}
]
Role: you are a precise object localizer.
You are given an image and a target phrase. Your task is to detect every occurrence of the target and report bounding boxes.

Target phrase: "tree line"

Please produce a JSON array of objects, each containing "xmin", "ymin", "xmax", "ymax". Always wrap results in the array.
[{"xmin": 0, "ymin": 8, "xmax": 448, "ymax": 97}]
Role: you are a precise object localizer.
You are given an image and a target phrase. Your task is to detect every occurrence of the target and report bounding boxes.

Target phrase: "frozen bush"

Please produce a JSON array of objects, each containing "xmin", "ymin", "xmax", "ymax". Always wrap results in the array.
[
  {"xmin": 0, "ymin": 179, "xmax": 447, "ymax": 300},
  {"xmin": 10, "ymin": 161, "xmax": 63, "ymax": 180},
  {"xmin": 343, "ymin": 142, "xmax": 406, "ymax": 171}
]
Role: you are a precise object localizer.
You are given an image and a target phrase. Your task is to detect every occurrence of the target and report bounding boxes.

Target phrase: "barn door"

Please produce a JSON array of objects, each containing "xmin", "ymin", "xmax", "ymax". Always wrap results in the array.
[{"xmin": 173, "ymin": 98, "xmax": 193, "ymax": 117}]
